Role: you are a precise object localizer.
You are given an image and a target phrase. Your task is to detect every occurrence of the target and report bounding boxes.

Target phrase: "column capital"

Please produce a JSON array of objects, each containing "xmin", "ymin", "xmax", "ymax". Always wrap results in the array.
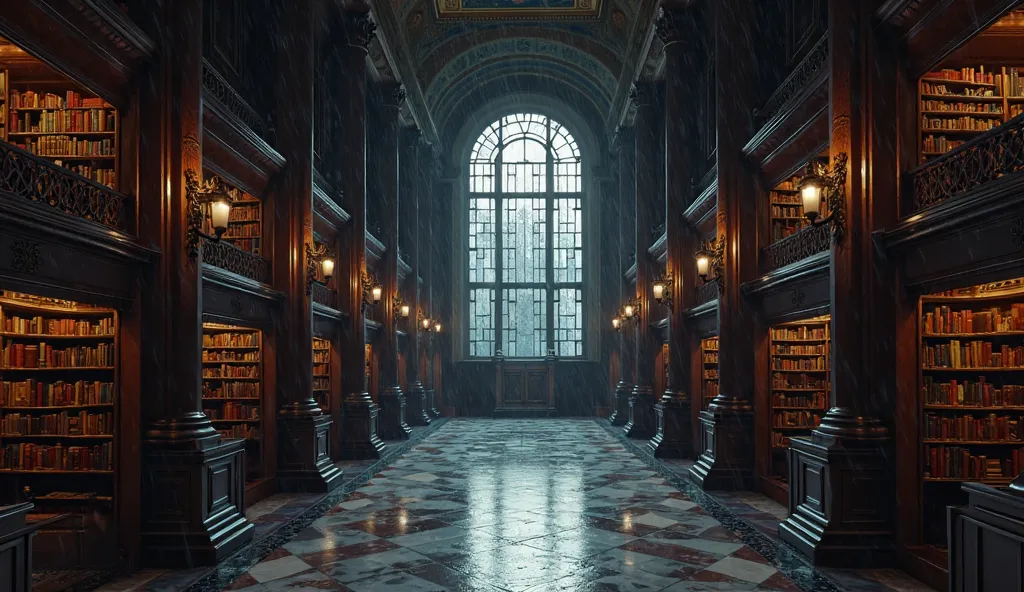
[
  {"xmin": 342, "ymin": 11, "xmax": 376, "ymax": 52},
  {"xmin": 654, "ymin": 6, "xmax": 687, "ymax": 46}
]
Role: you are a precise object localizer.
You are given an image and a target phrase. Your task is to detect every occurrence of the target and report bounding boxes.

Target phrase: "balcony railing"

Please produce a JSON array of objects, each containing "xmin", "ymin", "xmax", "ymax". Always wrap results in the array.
[
  {"xmin": 312, "ymin": 282, "xmax": 338, "ymax": 310},
  {"xmin": 906, "ymin": 113, "xmax": 1024, "ymax": 214},
  {"xmin": 762, "ymin": 223, "xmax": 830, "ymax": 272},
  {"xmin": 0, "ymin": 141, "xmax": 132, "ymax": 233},
  {"xmin": 694, "ymin": 280, "xmax": 718, "ymax": 307},
  {"xmin": 201, "ymin": 238, "xmax": 270, "ymax": 284}
]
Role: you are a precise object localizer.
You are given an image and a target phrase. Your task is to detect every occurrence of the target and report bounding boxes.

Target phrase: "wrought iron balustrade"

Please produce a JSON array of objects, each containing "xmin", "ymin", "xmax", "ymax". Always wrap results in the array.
[
  {"xmin": 907, "ymin": 113, "xmax": 1024, "ymax": 214},
  {"xmin": 312, "ymin": 282, "xmax": 338, "ymax": 310},
  {"xmin": 201, "ymin": 238, "xmax": 270, "ymax": 284},
  {"xmin": 694, "ymin": 280, "xmax": 718, "ymax": 306},
  {"xmin": 0, "ymin": 141, "xmax": 132, "ymax": 232},
  {"xmin": 762, "ymin": 223, "xmax": 830, "ymax": 272}
]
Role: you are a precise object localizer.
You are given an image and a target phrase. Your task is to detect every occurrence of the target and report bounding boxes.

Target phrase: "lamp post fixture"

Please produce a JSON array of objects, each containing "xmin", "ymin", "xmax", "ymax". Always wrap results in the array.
[
  {"xmin": 695, "ymin": 237, "xmax": 724, "ymax": 289},
  {"xmin": 798, "ymin": 152, "xmax": 848, "ymax": 243},
  {"xmin": 652, "ymin": 273, "xmax": 673, "ymax": 309},
  {"xmin": 185, "ymin": 170, "xmax": 233, "ymax": 260}
]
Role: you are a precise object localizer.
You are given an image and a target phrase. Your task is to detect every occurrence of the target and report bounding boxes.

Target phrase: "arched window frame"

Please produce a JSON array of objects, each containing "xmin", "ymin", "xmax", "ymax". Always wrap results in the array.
[{"xmin": 466, "ymin": 113, "xmax": 584, "ymax": 359}]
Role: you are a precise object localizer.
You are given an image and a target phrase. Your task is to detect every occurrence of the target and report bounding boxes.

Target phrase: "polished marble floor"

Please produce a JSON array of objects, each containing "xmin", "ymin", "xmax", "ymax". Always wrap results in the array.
[{"xmin": 223, "ymin": 419, "xmax": 805, "ymax": 591}]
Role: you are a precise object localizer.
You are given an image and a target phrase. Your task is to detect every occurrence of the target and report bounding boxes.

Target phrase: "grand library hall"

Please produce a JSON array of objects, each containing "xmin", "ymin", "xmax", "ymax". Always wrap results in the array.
[{"xmin": 4, "ymin": 0, "xmax": 1024, "ymax": 591}]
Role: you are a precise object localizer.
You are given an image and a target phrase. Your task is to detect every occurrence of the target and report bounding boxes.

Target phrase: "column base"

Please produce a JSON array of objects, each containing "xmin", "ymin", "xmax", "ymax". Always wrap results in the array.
[
  {"xmin": 427, "ymin": 388, "xmax": 441, "ymax": 417},
  {"xmin": 277, "ymin": 412, "xmax": 343, "ymax": 493},
  {"xmin": 378, "ymin": 386, "xmax": 411, "ymax": 440},
  {"xmin": 624, "ymin": 385, "xmax": 656, "ymax": 439},
  {"xmin": 608, "ymin": 381, "xmax": 631, "ymax": 427},
  {"xmin": 405, "ymin": 382, "xmax": 431, "ymax": 426},
  {"xmin": 778, "ymin": 409, "xmax": 893, "ymax": 567},
  {"xmin": 339, "ymin": 392, "xmax": 386, "ymax": 460},
  {"xmin": 688, "ymin": 397, "xmax": 754, "ymax": 491},
  {"xmin": 648, "ymin": 392, "xmax": 692, "ymax": 458},
  {"xmin": 141, "ymin": 436, "xmax": 254, "ymax": 568}
]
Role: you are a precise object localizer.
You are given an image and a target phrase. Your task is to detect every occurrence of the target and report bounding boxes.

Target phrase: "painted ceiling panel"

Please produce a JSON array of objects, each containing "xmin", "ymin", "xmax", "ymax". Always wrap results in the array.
[{"xmin": 436, "ymin": 0, "xmax": 601, "ymax": 19}]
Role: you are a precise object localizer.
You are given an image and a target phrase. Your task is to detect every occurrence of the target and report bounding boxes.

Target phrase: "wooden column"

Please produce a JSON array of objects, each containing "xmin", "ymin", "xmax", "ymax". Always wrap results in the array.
[
  {"xmin": 689, "ymin": 0, "xmax": 758, "ymax": 490},
  {"xmin": 609, "ymin": 129, "xmax": 635, "ymax": 427},
  {"xmin": 434, "ymin": 167, "xmax": 458, "ymax": 414},
  {"xmin": 779, "ymin": 0, "xmax": 896, "ymax": 565},
  {"xmin": 402, "ymin": 128, "xmax": 430, "ymax": 425},
  {"xmin": 137, "ymin": 0, "xmax": 253, "ymax": 566},
  {"xmin": 336, "ymin": 11, "xmax": 385, "ymax": 460},
  {"xmin": 650, "ymin": 5, "xmax": 698, "ymax": 459},
  {"xmin": 270, "ymin": 0, "xmax": 342, "ymax": 493},
  {"xmin": 374, "ymin": 83, "xmax": 411, "ymax": 440},
  {"xmin": 624, "ymin": 82, "xmax": 661, "ymax": 439},
  {"xmin": 424, "ymin": 152, "xmax": 441, "ymax": 417}
]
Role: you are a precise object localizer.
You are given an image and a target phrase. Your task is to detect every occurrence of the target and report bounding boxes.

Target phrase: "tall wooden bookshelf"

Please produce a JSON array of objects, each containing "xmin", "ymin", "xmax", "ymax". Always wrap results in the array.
[
  {"xmin": 0, "ymin": 37, "xmax": 119, "ymax": 190},
  {"xmin": 701, "ymin": 337, "xmax": 719, "ymax": 409},
  {"xmin": 917, "ymin": 66, "xmax": 1024, "ymax": 163},
  {"xmin": 0, "ymin": 291, "xmax": 118, "ymax": 564},
  {"xmin": 918, "ymin": 280, "xmax": 1024, "ymax": 545},
  {"xmin": 365, "ymin": 343, "xmax": 374, "ymax": 397},
  {"xmin": 201, "ymin": 323, "xmax": 263, "ymax": 484},
  {"xmin": 313, "ymin": 336, "xmax": 331, "ymax": 411},
  {"xmin": 769, "ymin": 174, "xmax": 805, "ymax": 242},
  {"xmin": 218, "ymin": 185, "xmax": 262, "ymax": 255},
  {"xmin": 768, "ymin": 317, "xmax": 830, "ymax": 483}
]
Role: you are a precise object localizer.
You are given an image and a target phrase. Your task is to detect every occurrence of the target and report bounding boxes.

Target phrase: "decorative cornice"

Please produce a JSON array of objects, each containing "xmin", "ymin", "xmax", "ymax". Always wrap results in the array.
[
  {"xmin": 685, "ymin": 171, "xmax": 717, "ymax": 226},
  {"xmin": 607, "ymin": 0, "xmax": 660, "ymax": 133},
  {"xmin": 313, "ymin": 181, "xmax": 352, "ymax": 230},
  {"xmin": 202, "ymin": 60, "xmax": 268, "ymax": 140},
  {"xmin": 742, "ymin": 250, "xmax": 829, "ymax": 298},
  {"xmin": 875, "ymin": 0, "xmax": 930, "ymax": 29},
  {"xmin": 67, "ymin": 0, "xmax": 156, "ymax": 61},
  {"xmin": 754, "ymin": 35, "xmax": 828, "ymax": 125}
]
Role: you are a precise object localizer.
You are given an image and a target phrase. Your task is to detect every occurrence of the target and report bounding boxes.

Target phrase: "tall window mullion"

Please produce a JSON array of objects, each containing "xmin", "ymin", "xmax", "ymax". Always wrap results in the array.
[
  {"xmin": 545, "ymin": 119, "xmax": 555, "ymax": 354},
  {"xmin": 493, "ymin": 123, "xmax": 504, "ymax": 356}
]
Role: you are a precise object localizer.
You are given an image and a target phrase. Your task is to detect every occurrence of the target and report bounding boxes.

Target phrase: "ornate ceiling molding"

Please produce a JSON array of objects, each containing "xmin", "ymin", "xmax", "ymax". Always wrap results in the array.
[
  {"xmin": 606, "ymin": 0, "xmax": 659, "ymax": 133},
  {"xmin": 435, "ymin": 0, "xmax": 602, "ymax": 20}
]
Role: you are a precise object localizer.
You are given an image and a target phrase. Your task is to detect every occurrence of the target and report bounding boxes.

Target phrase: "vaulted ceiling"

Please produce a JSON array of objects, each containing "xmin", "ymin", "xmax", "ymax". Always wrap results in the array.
[{"xmin": 371, "ymin": 0, "xmax": 658, "ymax": 148}]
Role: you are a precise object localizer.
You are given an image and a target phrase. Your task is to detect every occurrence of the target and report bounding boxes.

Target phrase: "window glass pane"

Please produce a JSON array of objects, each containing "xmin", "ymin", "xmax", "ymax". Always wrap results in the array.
[
  {"xmin": 470, "ymin": 121, "xmax": 499, "ymax": 193},
  {"xmin": 553, "ymin": 198, "xmax": 582, "ymax": 284},
  {"xmin": 502, "ymin": 288, "xmax": 547, "ymax": 357},
  {"xmin": 502, "ymin": 138, "xmax": 546, "ymax": 193},
  {"xmin": 469, "ymin": 197, "xmax": 496, "ymax": 283},
  {"xmin": 502, "ymin": 197, "xmax": 546, "ymax": 284},
  {"xmin": 555, "ymin": 288, "xmax": 583, "ymax": 357},
  {"xmin": 469, "ymin": 288, "xmax": 495, "ymax": 357},
  {"xmin": 551, "ymin": 120, "xmax": 581, "ymax": 193}
]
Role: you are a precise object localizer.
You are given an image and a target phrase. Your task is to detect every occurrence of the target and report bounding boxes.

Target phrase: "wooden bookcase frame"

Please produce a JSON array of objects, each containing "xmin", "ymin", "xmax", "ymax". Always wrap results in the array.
[
  {"xmin": 700, "ymin": 336, "xmax": 719, "ymax": 410},
  {"xmin": 313, "ymin": 336, "xmax": 331, "ymax": 412},
  {"xmin": 201, "ymin": 323, "xmax": 264, "ymax": 485},
  {"xmin": 915, "ymin": 281, "xmax": 1024, "ymax": 547},
  {"xmin": 0, "ymin": 293, "xmax": 120, "ymax": 568}
]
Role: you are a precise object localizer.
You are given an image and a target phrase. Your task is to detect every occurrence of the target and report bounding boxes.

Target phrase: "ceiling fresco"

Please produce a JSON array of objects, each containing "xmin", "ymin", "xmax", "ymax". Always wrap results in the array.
[{"xmin": 435, "ymin": 0, "xmax": 602, "ymax": 19}]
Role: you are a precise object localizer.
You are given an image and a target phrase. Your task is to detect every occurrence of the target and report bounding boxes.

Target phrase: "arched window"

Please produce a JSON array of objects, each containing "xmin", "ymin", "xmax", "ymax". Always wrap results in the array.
[{"xmin": 467, "ymin": 113, "xmax": 583, "ymax": 358}]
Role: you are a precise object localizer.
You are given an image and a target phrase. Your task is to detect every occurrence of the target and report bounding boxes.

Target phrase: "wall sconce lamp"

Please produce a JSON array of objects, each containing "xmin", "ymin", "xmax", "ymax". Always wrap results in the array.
[
  {"xmin": 305, "ymin": 242, "xmax": 335, "ymax": 295},
  {"xmin": 798, "ymin": 152, "xmax": 848, "ymax": 243},
  {"xmin": 612, "ymin": 316, "xmax": 622, "ymax": 331},
  {"xmin": 360, "ymin": 271, "xmax": 382, "ymax": 312},
  {"xmin": 419, "ymin": 310, "xmax": 432, "ymax": 333},
  {"xmin": 185, "ymin": 170, "xmax": 232, "ymax": 260},
  {"xmin": 393, "ymin": 295, "xmax": 410, "ymax": 323},
  {"xmin": 652, "ymin": 273, "xmax": 673, "ymax": 309},
  {"xmin": 696, "ymin": 237, "xmax": 725, "ymax": 289},
  {"xmin": 617, "ymin": 298, "xmax": 640, "ymax": 328},
  {"xmin": 434, "ymin": 321, "xmax": 442, "ymax": 333}
]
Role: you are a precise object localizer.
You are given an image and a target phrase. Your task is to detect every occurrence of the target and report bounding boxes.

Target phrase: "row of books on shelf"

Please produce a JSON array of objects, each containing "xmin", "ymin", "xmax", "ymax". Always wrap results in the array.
[
  {"xmin": 922, "ymin": 135, "xmax": 966, "ymax": 154},
  {"xmin": 202, "ymin": 350, "xmax": 259, "ymax": 362},
  {"xmin": 924, "ymin": 413, "xmax": 1022, "ymax": 441},
  {"xmin": 313, "ymin": 378, "xmax": 329, "ymax": 391},
  {"xmin": 772, "ymin": 410, "xmax": 822, "ymax": 429},
  {"xmin": 9, "ymin": 109, "xmax": 115, "ymax": 134},
  {"xmin": 8, "ymin": 90, "xmax": 108, "ymax": 110},
  {"xmin": 314, "ymin": 351, "xmax": 330, "ymax": 365},
  {"xmin": 61, "ymin": 163, "xmax": 116, "ymax": 189},
  {"xmin": 224, "ymin": 222, "xmax": 260, "ymax": 237},
  {"xmin": 202, "ymin": 367, "xmax": 259, "ymax": 378},
  {"xmin": 1006, "ymin": 68, "xmax": 1024, "ymax": 97},
  {"xmin": 704, "ymin": 381, "xmax": 718, "ymax": 400},
  {"xmin": 924, "ymin": 305, "xmax": 1024, "ymax": 334},
  {"xmin": 926, "ymin": 67, "xmax": 999, "ymax": 85},
  {"xmin": 703, "ymin": 369, "xmax": 718, "ymax": 380},
  {"xmin": 1, "ymin": 315, "xmax": 114, "ymax": 336},
  {"xmin": 924, "ymin": 445, "xmax": 1024, "ymax": 480},
  {"xmin": 2, "ymin": 380, "xmax": 114, "ymax": 407},
  {"xmin": 1, "ymin": 411, "xmax": 112, "ymax": 436},
  {"xmin": 770, "ymin": 191, "xmax": 800, "ymax": 205},
  {"xmin": 216, "ymin": 426, "xmax": 261, "ymax": 439},
  {"xmin": 923, "ymin": 341, "xmax": 1024, "ymax": 369},
  {"xmin": 921, "ymin": 82, "xmax": 998, "ymax": 98},
  {"xmin": 772, "ymin": 376, "xmax": 828, "ymax": 389},
  {"xmin": 771, "ymin": 326, "xmax": 826, "ymax": 340},
  {"xmin": 771, "ymin": 205, "xmax": 803, "ymax": 219},
  {"xmin": 771, "ymin": 344, "xmax": 827, "ymax": 355},
  {"xmin": 1, "ymin": 442, "xmax": 113, "ymax": 471},
  {"xmin": 314, "ymin": 363, "xmax": 329, "ymax": 376},
  {"xmin": 771, "ymin": 221, "xmax": 805, "ymax": 242},
  {"xmin": 922, "ymin": 116, "xmax": 1000, "ymax": 132},
  {"xmin": 772, "ymin": 393, "xmax": 827, "ymax": 408},
  {"xmin": 1, "ymin": 342, "xmax": 114, "ymax": 369},
  {"xmin": 12, "ymin": 136, "xmax": 114, "ymax": 158},
  {"xmin": 772, "ymin": 357, "xmax": 826, "ymax": 371},
  {"xmin": 772, "ymin": 432, "xmax": 793, "ymax": 448},
  {"xmin": 202, "ymin": 383, "xmax": 259, "ymax": 398},
  {"xmin": 225, "ymin": 238, "xmax": 261, "ymax": 254},
  {"xmin": 228, "ymin": 204, "xmax": 261, "ymax": 222},
  {"xmin": 922, "ymin": 377, "xmax": 1024, "ymax": 407},
  {"xmin": 203, "ymin": 333, "xmax": 259, "ymax": 348},
  {"xmin": 702, "ymin": 352, "xmax": 718, "ymax": 364},
  {"xmin": 204, "ymin": 403, "xmax": 259, "ymax": 420},
  {"xmin": 921, "ymin": 100, "xmax": 1002, "ymax": 114}
]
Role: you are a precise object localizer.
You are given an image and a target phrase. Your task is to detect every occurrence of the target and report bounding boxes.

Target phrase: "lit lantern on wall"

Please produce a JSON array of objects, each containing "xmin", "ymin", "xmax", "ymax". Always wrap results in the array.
[
  {"xmin": 209, "ymin": 198, "xmax": 231, "ymax": 238},
  {"xmin": 799, "ymin": 164, "xmax": 825, "ymax": 223},
  {"xmin": 372, "ymin": 285, "xmax": 383, "ymax": 303},
  {"xmin": 320, "ymin": 258, "xmax": 335, "ymax": 283},
  {"xmin": 612, "ymin": 316, "xmax": 621, "ymax": 331},
  {"xmin": 695, "ymin": 253, "xmax": 710, "ymax": 281}
]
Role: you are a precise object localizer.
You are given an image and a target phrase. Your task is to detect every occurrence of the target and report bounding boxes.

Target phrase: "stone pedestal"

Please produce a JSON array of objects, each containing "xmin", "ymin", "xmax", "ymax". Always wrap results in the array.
[
  {"xmin": 608, "ymin": 381, "xmax": 631, "ymax": 426},
  {"xmin": 405, "ymin": 382, "xmax": 431, "ymax": 426},
  {"xmin": 339, "ymin": 392, "xmax": 385, "ymax": 460},
  {"xmin": 648, "ymin": 393, "xmax": 692, "ymax": 458},
  {"xmin": 624, "ymin": 386, "xmax": 656, "ymax": 439},
  {"xmin": 688, "ymin": 400, "xmax": 754, "ymax": 490},
  {"xmin": 277, "ymin": 414, "xmax": 343, "ymax": 493},
  {"xmin": 377, "ymin": 386, "xmax": 411, "ymax": 440}
]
